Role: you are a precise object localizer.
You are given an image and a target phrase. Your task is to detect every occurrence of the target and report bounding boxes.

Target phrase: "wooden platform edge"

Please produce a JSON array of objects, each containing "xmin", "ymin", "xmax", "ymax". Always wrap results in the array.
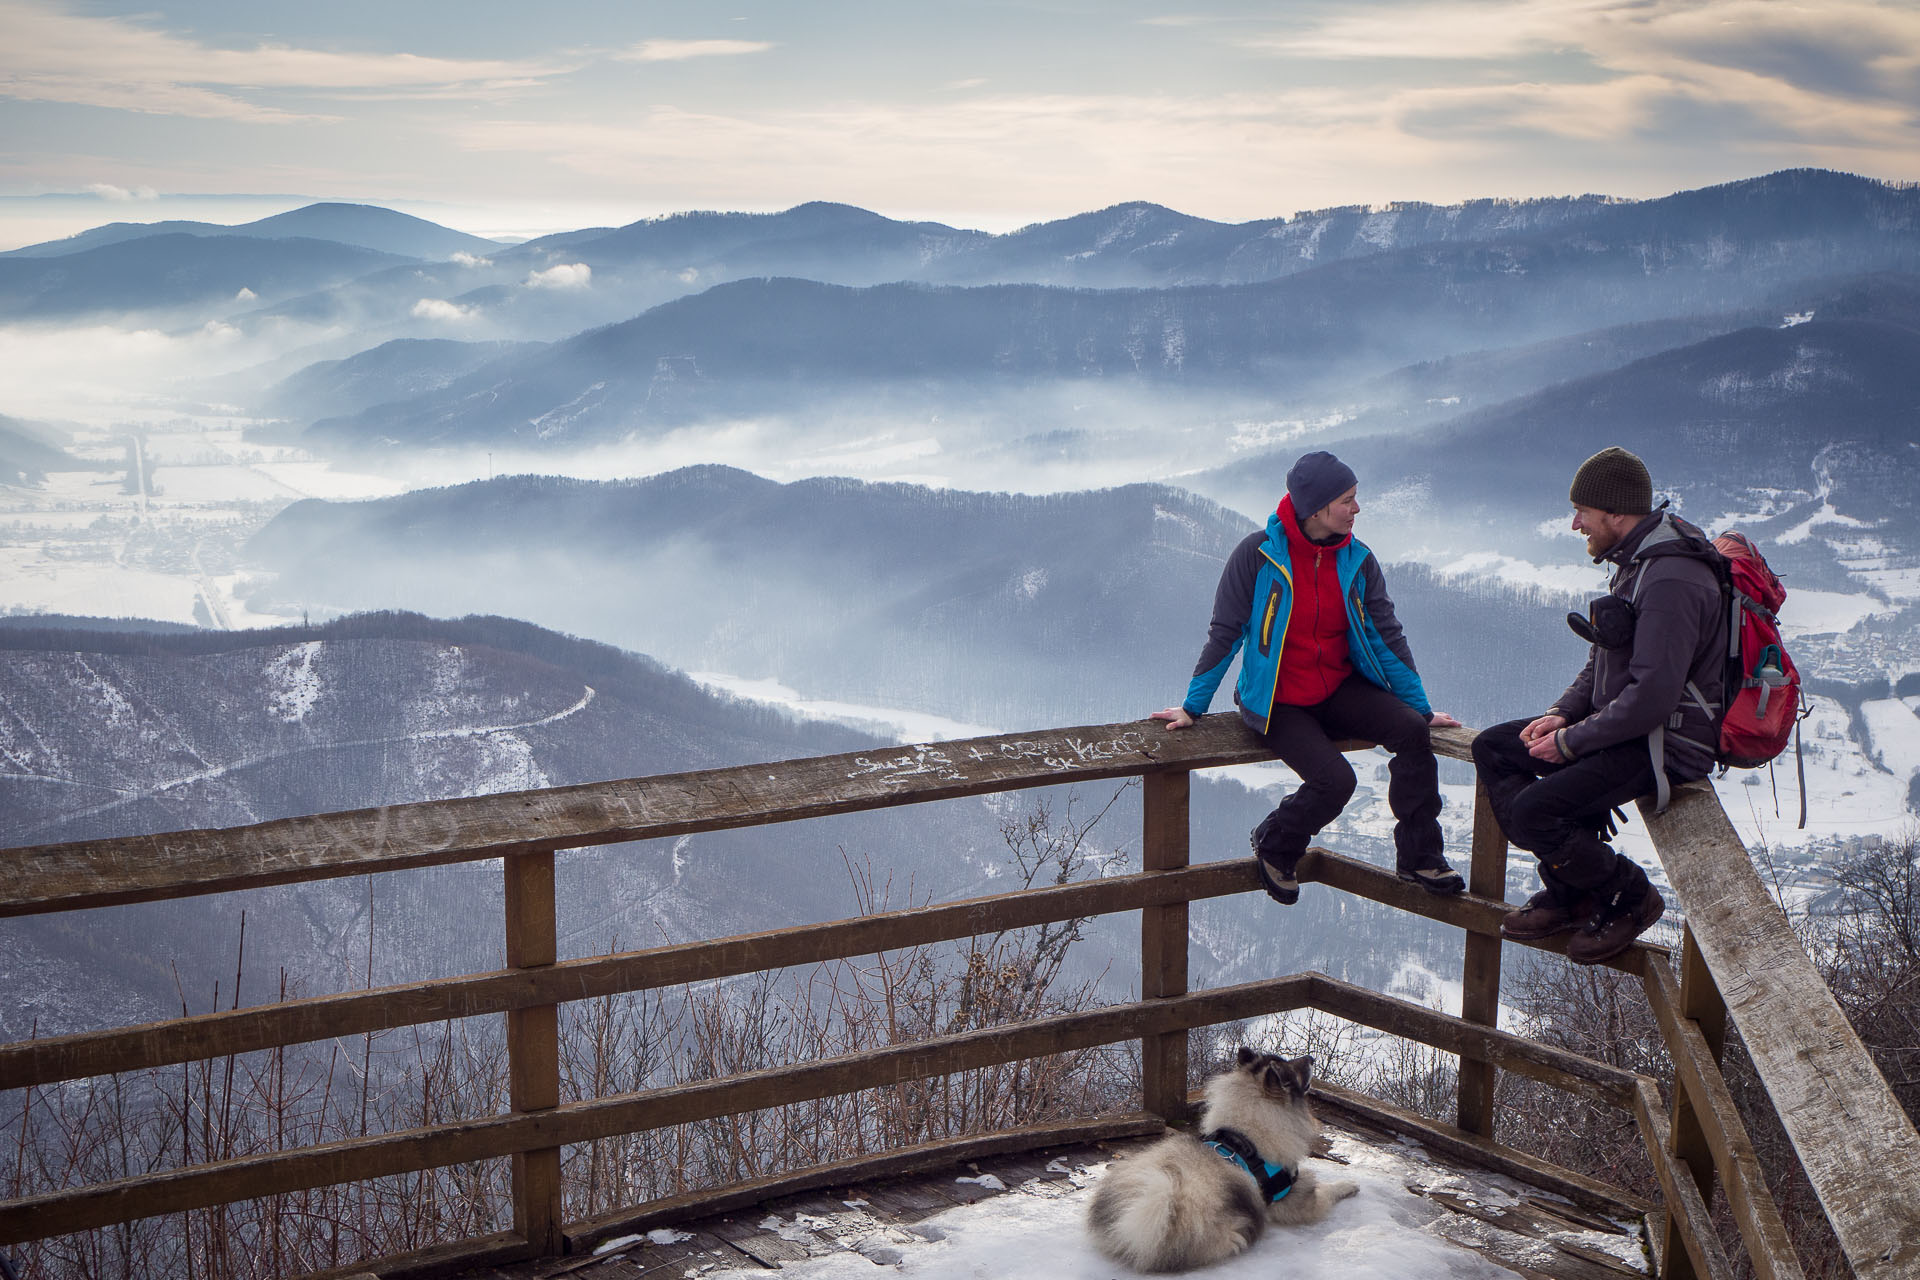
[
  {"xmin": 561, "ymin": 1111, "xmax": 1168, "ymax": 1255},
  {"xmin": 1307, "ymin": 1078, "xmax": 1653, "ymax": 1221},
  {"xmin": 292, "ymin": 1229, "xmax": 533, "ymax": 1280}
]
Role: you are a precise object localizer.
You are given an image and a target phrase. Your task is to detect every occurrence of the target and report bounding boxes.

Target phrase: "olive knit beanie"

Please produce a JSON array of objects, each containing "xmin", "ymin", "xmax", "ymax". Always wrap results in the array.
[
  {"xmin": 1568, "ymin": 447, "xmax": 1652, "ymax": 515},
  {"xmin": 1287, "ymin": 450, "xmax": 1358, "ymax": 520}
]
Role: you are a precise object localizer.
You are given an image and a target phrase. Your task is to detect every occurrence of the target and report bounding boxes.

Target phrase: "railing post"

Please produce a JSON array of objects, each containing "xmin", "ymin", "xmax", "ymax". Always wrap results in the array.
[
  {"xmin": 1141, "ymin": 770, "xmax": 1190, "ymax": 1125},
  {"xmin": 505, "ymin": 849, "xmax": 564, "ymax": 1255},
  {"xmin": 1456, "ymin": 781, "xmax": 1506, "ymax": 1137},
  {"xmin": 1661, "ymin": 923, "xmax": 1730, "ymax": 1280}
]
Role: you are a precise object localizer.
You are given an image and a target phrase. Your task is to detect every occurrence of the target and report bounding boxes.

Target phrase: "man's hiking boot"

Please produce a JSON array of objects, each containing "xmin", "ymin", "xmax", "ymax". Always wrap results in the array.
[
  {"xmin": 1396, "ymin": 859, "xmax": 1464, "ymax": 896},
  {"xmin": 1566, "ymin": 885, "xmax": 1666, "ymax": 965},
  {"xmin": 1501, "ymin": 889, "xmax": 1596, "ymax": 941}
]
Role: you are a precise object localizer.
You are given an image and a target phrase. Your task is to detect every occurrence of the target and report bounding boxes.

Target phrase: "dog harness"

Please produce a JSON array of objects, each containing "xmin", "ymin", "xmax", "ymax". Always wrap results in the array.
[{"xmin": 1202, "ymin": 1127, "xmax": 1295, "ymax": 1203}]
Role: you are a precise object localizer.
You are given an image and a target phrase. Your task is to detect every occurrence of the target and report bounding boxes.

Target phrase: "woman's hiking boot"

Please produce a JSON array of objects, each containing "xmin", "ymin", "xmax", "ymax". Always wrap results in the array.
[
  {"xmin": 1256, "ymin": 854, "xmax": 1300, "ymax": 905},
  {"xmin": 1566, "ymin": 884, "xmax": 1666, "ymax": 965},
  {"xmin": 1501, "ymin": 888, "xmax": 1597, "ymax": 941},
  {"xmin": 1395, "ymin": 858, "xmax": 1464, "ymax": 896},
  {"xmin": 1250, "ymin": 813, "xmax": 1302, "ymax": 906}
]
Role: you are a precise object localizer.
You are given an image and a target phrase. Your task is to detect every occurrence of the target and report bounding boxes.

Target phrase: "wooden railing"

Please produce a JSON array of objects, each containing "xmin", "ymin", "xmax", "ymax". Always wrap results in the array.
[{"xmin": 3, "ymin": 714, "xmax": 1919, "ymax": 1279}]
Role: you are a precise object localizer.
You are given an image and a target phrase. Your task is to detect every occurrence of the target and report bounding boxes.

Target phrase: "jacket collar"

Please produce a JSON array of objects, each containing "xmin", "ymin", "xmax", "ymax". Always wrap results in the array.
[
  {"xmin": 1277, "ymin": 494, "xmax": 1351, "ymax": 555},
  {"xmin": 1602, "ymin": 509, "xmax": 1668, "ymax": 567}
]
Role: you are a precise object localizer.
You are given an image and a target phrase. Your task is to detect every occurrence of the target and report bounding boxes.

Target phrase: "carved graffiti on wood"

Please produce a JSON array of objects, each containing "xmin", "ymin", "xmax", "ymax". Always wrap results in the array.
[{"xmin": 851, "ymin": 731, "xmax": 1150, "ymax": 787}]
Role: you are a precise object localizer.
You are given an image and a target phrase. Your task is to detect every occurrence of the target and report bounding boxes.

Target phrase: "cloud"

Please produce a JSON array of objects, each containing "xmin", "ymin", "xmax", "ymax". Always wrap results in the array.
[
  {"xmin": 84, "ymin": 182, "xmax": 159, "ymax": 201},
  {"xmin": 617, "ymin": 39, "xmax": 773, "ymax": 63},
  {"xmin": 446, "ymin": 50, "xmax": 1920, "ymax": 228},
  {"xmin": 524, "ymin": 263, "xmax": 591, "ymax": 289},
  {"xmin": 412, "ymin": 298, "xmax": 475, "ymax": 321},
  {"xmin": 450, "ymin": 251, "xmax": 494, "ymax": 268},
  {"xmin": 0, "ymin": 0, "xmax": 574, "ymax": 121},
  {"xmin": 1210, "ymin": 0, "xmax": 1920, "ymax": 172}
]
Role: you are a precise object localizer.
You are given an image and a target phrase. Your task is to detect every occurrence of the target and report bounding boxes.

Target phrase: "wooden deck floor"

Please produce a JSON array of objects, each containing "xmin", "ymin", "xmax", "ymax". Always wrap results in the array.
[{"xmin": 417, "ymin": 1097, "xmax": 1652, "ymax": 1280}]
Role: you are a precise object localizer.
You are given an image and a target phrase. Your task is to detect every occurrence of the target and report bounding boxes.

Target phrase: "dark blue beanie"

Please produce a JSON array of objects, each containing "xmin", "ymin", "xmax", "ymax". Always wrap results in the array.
[{"xmin": 1287, "ymin": 451, "xmax": 1357, "ymax": 519}]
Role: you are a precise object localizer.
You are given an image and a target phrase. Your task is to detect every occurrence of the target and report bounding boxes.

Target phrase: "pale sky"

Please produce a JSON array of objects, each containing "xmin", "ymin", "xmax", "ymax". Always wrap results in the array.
[{"xmin": 2, "ymin": 0, "xmax": 1918, "ymax": 246}]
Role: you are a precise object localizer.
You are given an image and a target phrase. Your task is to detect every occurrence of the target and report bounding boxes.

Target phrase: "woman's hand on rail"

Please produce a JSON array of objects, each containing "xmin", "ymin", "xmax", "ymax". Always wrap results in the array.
[
  {"xmin": 1151, "ymin": 707, "xmax": 1195, "ymax": 731},
  {"xmin": 1427, "ymin": 711, "xmax": 1461, "ymax": 728}
]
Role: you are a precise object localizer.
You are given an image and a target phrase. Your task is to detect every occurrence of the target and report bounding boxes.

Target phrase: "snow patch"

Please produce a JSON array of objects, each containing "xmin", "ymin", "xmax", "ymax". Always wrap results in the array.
[
  {"xmin": 1777, "ymin": 501, "xmax": 1871, "ymax": 545},
  {"xmin": 265, "ymin": 641, "xmax": 323, "ymax": 724},
  {"xmin": 687, "ymin": 671, "xmax": 999, "ymax": 742}
]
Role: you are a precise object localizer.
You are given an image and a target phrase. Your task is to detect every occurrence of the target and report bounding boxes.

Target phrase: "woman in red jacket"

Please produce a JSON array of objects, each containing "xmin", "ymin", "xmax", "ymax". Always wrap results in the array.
[{"xmin": 1153, "ymin": 451, "xmax": 1463, "ymax": 905}]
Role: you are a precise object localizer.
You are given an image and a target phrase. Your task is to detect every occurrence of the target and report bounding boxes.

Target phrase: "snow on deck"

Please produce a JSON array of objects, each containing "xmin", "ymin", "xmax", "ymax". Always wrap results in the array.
[{"xmin": 553, "ymin": 1114, "xmax": 1649, "ymax": 1280}]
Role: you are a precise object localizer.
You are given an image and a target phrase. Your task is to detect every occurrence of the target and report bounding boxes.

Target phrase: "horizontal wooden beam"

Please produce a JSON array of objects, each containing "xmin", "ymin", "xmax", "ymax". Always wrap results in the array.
[
  {"xmin": 1300, "ymin": 847, "xmax": 1667, "ymax": 979},
  {"xmin": 1642, "ymin": 782, "xmax": 1920, "ymax": 1279},
  {"xmin": 0, "ymin": 717, "xmax": 1478, "ymax": 917},
  {"xmin": 295, "ymin": 1230, "xmax": 531, "ymax": 1280},
  {"xmin": 0, "ymin": 956, "xmax": 1671, "ymax": 1248},
  {"xmin": 0, "ymin": 844, "xmax": 1672, "ymax": 1093},
  {"xmin": 1308, "ymin": 1078, "xmax": 1649, "ymax": 1219},
  {"xmin": 0, "ymin": 976, "xmax": 1320, "ymax": 1242},
  {"xmin": 0, "ymin": 860, "xmax": 1257, "ymax": 1090},
  {"xmin": 0, "ymin": 715, "xmax": 1238, "ymax": 916},
  {"xmin": 1304, "ymin": 973, "xmax": 1641, "ymax": 1109},
  {"xmin": 1642, "ymin": 955, "xmax": 1806, "ymax": 1280},
  {"xmin": 564, "ymin": 1113, "xmax": 1167, "ymax": 1255}
]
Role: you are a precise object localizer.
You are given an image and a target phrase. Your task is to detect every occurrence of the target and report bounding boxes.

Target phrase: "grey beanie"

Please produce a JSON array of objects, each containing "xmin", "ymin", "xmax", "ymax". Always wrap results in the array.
[
  {"xmin": 1287, "ymin": 450, "xmax": 1358, "ymax": 519},
  {"xmin": 1568, "ymin": 447, "xmax": 1652, "ymax": 515}
]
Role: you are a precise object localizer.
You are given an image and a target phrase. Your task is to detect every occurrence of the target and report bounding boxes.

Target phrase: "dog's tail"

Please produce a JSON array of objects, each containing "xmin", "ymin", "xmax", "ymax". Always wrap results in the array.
[{"xmin": 1087, "ymin": 1161, "xmax": 1261, "ymax": 1272}]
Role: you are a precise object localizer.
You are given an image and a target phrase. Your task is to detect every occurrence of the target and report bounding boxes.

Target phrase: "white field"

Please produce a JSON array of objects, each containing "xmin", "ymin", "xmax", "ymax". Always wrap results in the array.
[{"xmin": 0, "ymin": 416, "xmax": 404, "ymax": 627}]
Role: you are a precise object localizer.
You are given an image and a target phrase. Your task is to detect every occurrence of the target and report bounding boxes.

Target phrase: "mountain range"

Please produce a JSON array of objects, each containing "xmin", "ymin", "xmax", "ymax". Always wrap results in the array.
[
  {"xmin": 1191, "ymin": 275, "xmax": 1920, "ymax": 580},
  {"xmin": 2, "ymin": 202, "xmax": 503, "ymax": 262},
  {"xmin": 251, "ymin": 170, "xmax": 1920, "ymax": 453},
  {"xmin": 242, "ymin": 467, "xmax": 1580, "ymax": 733}
]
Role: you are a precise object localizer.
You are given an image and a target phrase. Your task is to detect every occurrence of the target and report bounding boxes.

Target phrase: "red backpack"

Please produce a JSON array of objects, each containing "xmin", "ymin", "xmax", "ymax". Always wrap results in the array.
[{"xmin": 1710, "ymin": 531, "xmax": 1800, "ymax": 769}]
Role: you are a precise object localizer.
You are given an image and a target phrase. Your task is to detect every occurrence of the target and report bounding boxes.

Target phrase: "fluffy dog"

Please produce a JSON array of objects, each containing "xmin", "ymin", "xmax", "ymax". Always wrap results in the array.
[{"xmin": 1086, "ymin": 1049, "xmax": 1357, "ymax": 1272}]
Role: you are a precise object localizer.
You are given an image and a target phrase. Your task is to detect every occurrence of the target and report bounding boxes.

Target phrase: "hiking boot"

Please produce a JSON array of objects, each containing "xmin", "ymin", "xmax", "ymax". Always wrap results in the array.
[
  {"xmin": 1501, "ymin": 889, "xmax": 1596, "ymax": 941},
  {"xmin": 1566, "ymin": 886, "xmax": 1666, "ymax": 965},
  {"xmin": 1396, "ymin": 859, "xmax": 1464, "ymax": 896},
  {"xmin": 1256, "ymin": 855, "xmax": 1300, "ymax": 906},
  {"xmin": 1250, "ymin": 829, "xmax": 1301, "ymax": 906}
]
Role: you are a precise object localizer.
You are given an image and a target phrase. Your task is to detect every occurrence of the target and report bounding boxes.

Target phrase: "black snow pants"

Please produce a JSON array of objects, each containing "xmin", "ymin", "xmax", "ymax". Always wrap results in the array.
[
  {"xmin": 1251, "ymin": 674, "xmax": 1444, "ymax": 873},
  {"xmin": 1470, "ymin": 717, "xmax": 1658, "ymax": 902}
]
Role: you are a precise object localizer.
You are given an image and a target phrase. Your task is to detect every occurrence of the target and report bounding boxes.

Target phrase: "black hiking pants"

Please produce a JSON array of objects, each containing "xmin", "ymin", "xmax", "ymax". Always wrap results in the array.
[
  {"xmin": 1251, "ymin": 674, "xmax": 1444, "ymax": 873},
  {"xmin": 1471, "ymin": 717, "xmax": 1658, "ymax": 901}
]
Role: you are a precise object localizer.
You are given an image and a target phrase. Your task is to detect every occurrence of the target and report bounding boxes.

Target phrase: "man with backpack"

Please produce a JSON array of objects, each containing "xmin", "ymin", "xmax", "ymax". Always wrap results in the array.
[{"xmin": 1471, "ymin": 446, "xmax": 1728, "ymax": 964}]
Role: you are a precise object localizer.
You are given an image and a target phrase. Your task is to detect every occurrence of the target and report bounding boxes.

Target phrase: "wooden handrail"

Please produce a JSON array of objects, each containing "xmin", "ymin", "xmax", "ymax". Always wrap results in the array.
[{"xmin": 0, "ymin": 715, "xmax": 1326, "ymax": 916}]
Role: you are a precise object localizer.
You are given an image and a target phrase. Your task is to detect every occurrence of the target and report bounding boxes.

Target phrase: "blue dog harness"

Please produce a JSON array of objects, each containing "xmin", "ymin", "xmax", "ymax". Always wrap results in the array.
[{"xmin": 1202, "ymin": 1127, "xmax": 1295, "ymax": 1203}]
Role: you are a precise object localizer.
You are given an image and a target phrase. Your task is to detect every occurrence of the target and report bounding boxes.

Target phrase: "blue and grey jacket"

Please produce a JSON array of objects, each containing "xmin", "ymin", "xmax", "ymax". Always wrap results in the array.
[{"xmin": 1182, "ymin": 512, "xmax": 1431, "ymax": 731}]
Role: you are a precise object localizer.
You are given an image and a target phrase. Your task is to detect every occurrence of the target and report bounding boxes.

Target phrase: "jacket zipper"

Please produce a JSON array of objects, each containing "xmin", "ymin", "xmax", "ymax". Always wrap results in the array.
[{"xmin": 1314, "ymin": 549, "xmax": 1333, "ymax": 699}]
